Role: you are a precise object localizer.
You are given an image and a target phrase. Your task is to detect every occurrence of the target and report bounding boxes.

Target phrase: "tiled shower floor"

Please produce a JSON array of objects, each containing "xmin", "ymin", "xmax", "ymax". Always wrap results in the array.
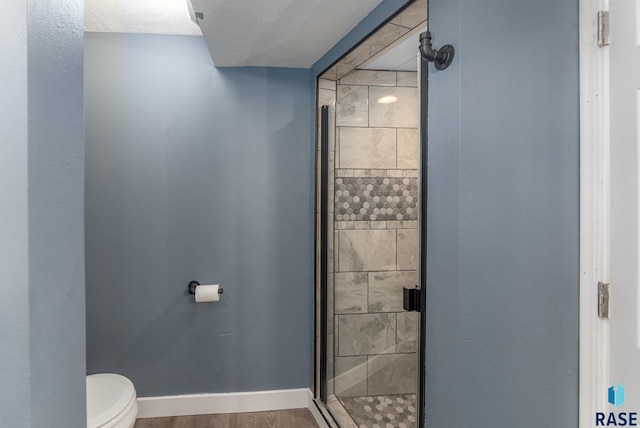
[{"xmin": 338, "ymin": 394, "xmax": 417, "ymax": 428}]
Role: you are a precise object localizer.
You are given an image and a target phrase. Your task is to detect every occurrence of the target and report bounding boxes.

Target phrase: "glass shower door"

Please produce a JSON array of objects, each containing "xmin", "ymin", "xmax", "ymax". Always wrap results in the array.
[
  {"xmin": 316, "ymin": 65, "xmax": 422, "ymax": 427},
  {"xmin": 314, "ymin": 3, "xmax": 429, "ymax": 427}
]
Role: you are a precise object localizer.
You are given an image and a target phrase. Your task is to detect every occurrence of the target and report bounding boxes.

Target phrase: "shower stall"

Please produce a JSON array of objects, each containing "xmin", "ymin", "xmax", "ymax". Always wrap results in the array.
[{"xmin": 314, "ymin": 1, "xmax": 429, "ymax": 426}]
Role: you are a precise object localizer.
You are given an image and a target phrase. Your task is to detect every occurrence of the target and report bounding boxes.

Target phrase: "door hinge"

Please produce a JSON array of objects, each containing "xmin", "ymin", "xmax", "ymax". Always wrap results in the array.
[
  {"xmin": 598, "ymin": 281, "xmax": 610, "ymax": 319},
  {"xmin": 598, "ymin": 11, "xmax": 610, "ymax": 47}
]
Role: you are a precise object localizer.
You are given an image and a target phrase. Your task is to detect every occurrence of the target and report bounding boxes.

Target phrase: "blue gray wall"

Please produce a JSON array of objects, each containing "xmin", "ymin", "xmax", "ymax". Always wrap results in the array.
[
  {"xmin": 0, "ymin": 1, "xmax": 86, "ymax": 427},
  {"xmin": 28, "ymin": 1, "xmax": 86, "ymax": 426},
  {"xmin": 0, "ymin": 2, "xmax": 30, "ymax": 426},
  {"xmin": 85, "ymin": 33, "xmax": 313, "ymax": 397},
  {"xmin": 426, "ymin": 0, "xmax": 579, "ymax": 427}
]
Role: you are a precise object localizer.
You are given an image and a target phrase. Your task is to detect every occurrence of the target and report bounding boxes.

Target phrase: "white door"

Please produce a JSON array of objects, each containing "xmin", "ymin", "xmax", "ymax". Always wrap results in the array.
[{"xmin": 609, "ymin": 0, "xmax": 640, "ymax": 411}]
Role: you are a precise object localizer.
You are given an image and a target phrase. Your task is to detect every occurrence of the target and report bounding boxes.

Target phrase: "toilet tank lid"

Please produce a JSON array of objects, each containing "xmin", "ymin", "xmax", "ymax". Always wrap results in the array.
[{"xmin": 87, "ymin": 374, "xmax": 136, "ymax": 428}]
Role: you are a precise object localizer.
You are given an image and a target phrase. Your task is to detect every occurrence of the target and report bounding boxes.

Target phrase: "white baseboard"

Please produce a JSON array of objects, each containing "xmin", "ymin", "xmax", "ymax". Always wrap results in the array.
[{"xmin": 137, "ymin": 388, "xmax": 312, "ymax": 419}]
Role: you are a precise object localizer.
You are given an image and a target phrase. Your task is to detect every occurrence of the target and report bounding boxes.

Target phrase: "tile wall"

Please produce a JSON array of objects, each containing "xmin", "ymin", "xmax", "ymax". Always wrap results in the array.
[
  {"xmin": 321, "ymin": 0, "xmax": 427, "ymax": 81},
  {"xmin": 329, "ymin": 70, "xmax": 420, "ymax": 397}
]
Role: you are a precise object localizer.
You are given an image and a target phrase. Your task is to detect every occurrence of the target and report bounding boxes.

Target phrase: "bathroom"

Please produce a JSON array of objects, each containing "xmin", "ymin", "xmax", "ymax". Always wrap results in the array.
[{"xmin": 1, "ymin": 0, "xmax": 581, "ymax": 427}]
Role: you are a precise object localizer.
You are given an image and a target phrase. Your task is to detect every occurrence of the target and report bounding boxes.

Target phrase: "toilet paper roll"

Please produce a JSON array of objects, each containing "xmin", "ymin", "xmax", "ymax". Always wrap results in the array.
[{"xmin": 195, "ymin": 284, "xmax": 221, "ymax": 303}]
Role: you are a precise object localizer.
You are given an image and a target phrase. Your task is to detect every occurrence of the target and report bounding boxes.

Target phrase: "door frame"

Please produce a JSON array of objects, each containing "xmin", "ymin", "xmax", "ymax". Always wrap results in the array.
[
  {"xmin": 579, "ymin": 0, "xmax": 610, "ymax": 425},
  {"xmin": 311, "ymin": 3, "xmax": 429, "ymax": 427},
  {"xmin": 313, "ymin": 72, "xmax": 428, "ymax": 428}
]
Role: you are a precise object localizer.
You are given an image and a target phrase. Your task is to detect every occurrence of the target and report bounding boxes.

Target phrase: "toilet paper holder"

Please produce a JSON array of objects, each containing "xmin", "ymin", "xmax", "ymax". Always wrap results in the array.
[{"xmin": 187, "ymin": 280, "xmax": 224, "ymax": 296}]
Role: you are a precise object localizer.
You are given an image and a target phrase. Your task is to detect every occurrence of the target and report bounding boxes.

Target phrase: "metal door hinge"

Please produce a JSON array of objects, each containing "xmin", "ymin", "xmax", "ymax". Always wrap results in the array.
[
  {"xmin": 598, "ymin": 281, "xmax": 610, "ymax": 318},
  {"xmin": 598, "ymin": 11, "xmax": 609, "ymax": 47}
]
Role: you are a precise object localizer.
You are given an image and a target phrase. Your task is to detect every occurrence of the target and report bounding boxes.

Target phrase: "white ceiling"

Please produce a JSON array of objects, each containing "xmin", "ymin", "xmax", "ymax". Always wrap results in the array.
[
  {"xmin": 85, "ymin": 0, "xmax": 202, "ymax": 36},
  {"xmin": 189, "ymin": 0, "xmax": 385, "ymax": 68},
  {"xmin": 359, "ymin": 23, "xmax": 428, "ymax": 72},
  {"xmin": 85, "ymin": 0, "xmax": 386, "ymax": 68}
]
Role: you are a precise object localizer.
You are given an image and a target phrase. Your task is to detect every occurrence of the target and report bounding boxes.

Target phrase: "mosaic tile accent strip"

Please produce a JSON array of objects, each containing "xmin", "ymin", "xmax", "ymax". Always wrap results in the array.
[
  {"xmin": 339, "ymin": 394, "xmax": 417, "ymax": 428},
  {"xmin": 335, "ymin": 177, "xmax": 417, "ymax": 222}
]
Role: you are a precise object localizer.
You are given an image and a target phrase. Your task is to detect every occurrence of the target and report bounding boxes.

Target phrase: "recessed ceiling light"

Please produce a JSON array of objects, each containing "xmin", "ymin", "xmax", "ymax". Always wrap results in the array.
[{"xmin": 378, "ymin": 95, "xmax": 398, "ymax": 104}]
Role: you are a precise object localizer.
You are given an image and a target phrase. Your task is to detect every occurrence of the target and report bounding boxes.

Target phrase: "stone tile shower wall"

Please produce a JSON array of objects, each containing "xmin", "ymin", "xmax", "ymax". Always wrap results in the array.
[{"xmin": 332, "ymin": 70, "xmax": 419, "ymax": 398}]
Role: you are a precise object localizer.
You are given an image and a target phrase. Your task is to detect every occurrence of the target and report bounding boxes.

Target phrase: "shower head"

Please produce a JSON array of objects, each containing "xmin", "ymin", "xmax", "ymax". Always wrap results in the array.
[{"xmin": 419, "ymin": 31, "xmax": 455, "ymax": 70}]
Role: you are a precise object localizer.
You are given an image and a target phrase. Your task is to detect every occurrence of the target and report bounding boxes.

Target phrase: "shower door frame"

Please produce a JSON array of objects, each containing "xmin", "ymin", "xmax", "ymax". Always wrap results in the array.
[
  {"xmin": 312, "ymin": 40, "xmax": 430, "ymax": 428},
  {"xmin": 318, "ymin": 104, "xmax": 330, "ymax": 405}
]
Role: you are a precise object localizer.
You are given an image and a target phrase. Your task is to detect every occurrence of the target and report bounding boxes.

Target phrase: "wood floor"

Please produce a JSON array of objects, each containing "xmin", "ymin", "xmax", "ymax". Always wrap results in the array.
[{"xmin": 133, "ymin": 409, "xmax": 320, "ymax": 428}]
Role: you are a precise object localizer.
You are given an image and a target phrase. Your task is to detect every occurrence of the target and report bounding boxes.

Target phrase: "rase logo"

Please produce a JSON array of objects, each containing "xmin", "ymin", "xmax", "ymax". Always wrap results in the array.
[
  {"xmin": 596, "ymin": 384, "xmax": 638, "ymax": 426},
  {"xmin": 610, "ymin": 384, "xmax": 627, "ymax": 407}
]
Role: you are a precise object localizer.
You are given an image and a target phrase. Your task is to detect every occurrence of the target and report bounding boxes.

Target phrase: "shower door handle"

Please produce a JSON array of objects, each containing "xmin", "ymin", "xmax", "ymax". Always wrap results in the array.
[{"xmin": 403, "ymin": 286, "xmax": 422, "ymax": 312}]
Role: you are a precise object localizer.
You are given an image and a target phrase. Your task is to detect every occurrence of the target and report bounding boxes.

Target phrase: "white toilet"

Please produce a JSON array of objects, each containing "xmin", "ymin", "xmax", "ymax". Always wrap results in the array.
[{"xmin": 86, "ymin": 374, "xmax": 138, "ymax": 428}]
